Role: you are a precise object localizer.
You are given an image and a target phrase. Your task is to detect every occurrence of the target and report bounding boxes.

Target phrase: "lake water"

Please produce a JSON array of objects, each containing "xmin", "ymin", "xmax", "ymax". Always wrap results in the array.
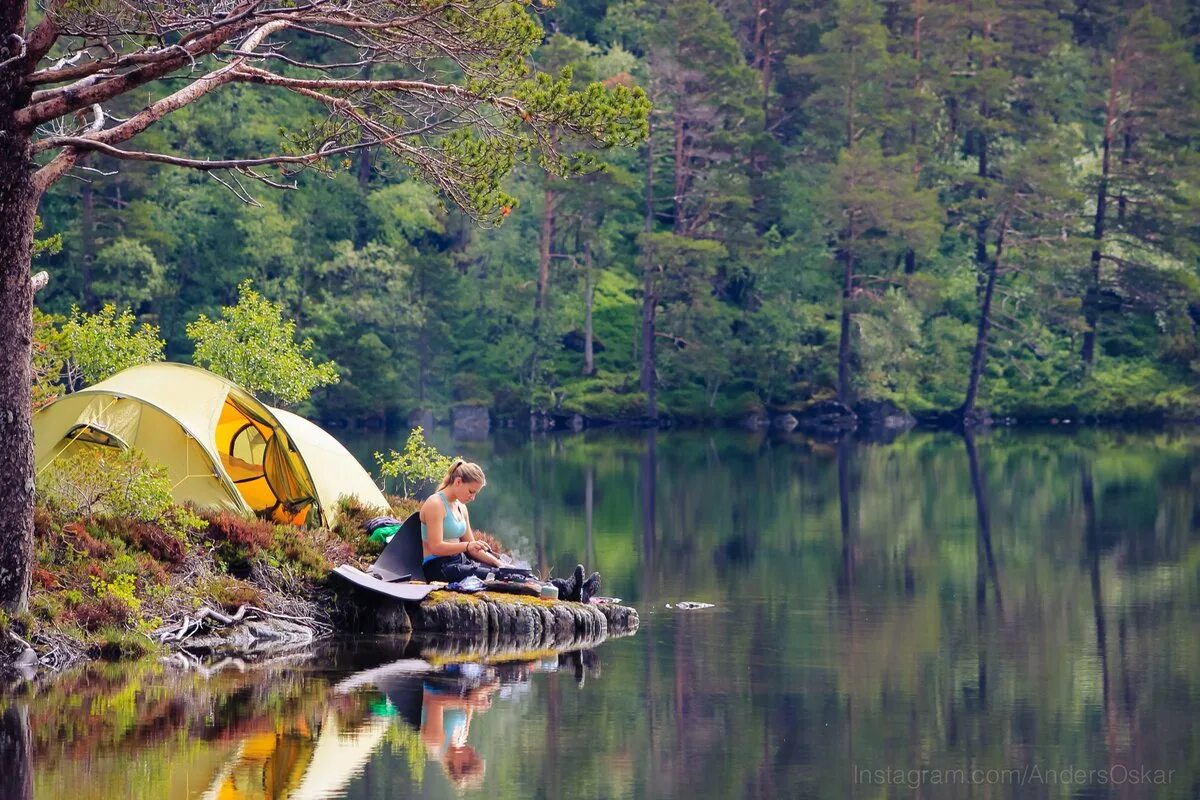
[{"xmin": 7, "ymin": 428, "xmax": 1199, "ymax": 799}]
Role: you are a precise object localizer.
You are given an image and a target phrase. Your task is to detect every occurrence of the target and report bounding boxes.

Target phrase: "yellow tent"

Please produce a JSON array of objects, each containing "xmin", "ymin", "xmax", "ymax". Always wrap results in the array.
[{"xmin": 34, "ymin": 362, "xmax": 388, "ymax": 527}]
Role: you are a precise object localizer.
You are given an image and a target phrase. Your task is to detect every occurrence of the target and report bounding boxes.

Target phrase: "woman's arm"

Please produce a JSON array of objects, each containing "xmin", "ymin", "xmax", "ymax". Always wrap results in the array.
[
  {"xmin": 421, "ymin": 497, "xmax": 473, "ymax": 558},
  {"xmin": 462, "ymin": 507, "xmax": 503, "ymax": 568}
]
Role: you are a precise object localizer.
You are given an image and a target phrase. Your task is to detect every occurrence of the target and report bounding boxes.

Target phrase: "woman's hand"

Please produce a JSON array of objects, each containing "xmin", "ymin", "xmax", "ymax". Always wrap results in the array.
[{"xmin": 466, "ymin": 540, "xmax": 490, "ymax": 557}]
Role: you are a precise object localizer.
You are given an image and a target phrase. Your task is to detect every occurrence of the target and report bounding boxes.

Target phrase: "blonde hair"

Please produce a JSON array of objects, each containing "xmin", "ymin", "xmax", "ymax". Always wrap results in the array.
[
  {"xmin": 444, "ymin": 746, "xmax": 486, "ymax": 789},
  {"xmin": 438, "ymin": 458, "xmax": 486, "ymax": 491}
]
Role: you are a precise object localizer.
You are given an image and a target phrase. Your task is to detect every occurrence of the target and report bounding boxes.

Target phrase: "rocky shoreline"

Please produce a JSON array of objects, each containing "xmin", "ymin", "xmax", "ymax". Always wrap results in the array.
[
  {"xmin": 3, "ymin": 576, "xmax": 640, "ymax": 679},
  {"xmin": 406, "ymin": 399, "xmax": 1197, "ymax": 442},
  {"xmin": 420, "ymin": 400, "xmax": 1190, "ymax": 443},
  {"xmin": 348, "ymin": 587, "xmax": 638, "ymax": 658}
]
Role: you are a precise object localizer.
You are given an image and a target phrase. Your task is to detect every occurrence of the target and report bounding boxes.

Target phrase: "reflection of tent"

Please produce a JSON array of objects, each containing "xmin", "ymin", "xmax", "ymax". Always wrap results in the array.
[
  {"xmin": 201, "ymin": 713, "xmax": 393, "ymax": 800},
  {"xmin": 34, "ymin": 362, "xmax": 387, "ymax": 527}
]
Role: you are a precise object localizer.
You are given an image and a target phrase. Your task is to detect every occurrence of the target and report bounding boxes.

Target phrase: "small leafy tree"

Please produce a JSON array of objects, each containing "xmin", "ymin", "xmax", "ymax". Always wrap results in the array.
[
  {"xmin": 31, "ymin": 309, "xmax": 65, "ymax": 411},
  {"xmin": 187, "ymin": 281, "xmax": 340, "ymax": 407},
  {"xmin": 36, "ymin": 446, "xmax": 203, "ymax": 539},
  {"xmin": 375, "ymin": 427, "xmax": 454, "ymax": 499},
  {"xmin": 60, "ymin": 305, "xmax": 166, "ymax": 390}
]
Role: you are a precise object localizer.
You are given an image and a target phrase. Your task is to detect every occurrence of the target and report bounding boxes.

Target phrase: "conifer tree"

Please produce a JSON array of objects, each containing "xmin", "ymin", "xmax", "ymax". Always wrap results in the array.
[{"xmin": 0, "ymin": 0, "xmax": 647, "ymax": 613}]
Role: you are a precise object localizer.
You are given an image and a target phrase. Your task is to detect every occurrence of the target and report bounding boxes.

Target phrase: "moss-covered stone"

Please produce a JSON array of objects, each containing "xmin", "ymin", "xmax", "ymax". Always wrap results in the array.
[{"xmin": 408, "ymin": 590, "xmax": 638, "ymax": 653}]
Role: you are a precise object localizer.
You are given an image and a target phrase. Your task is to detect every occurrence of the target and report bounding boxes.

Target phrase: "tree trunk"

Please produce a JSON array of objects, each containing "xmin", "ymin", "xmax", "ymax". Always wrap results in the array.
[
  {"xmin": 530, "ymin": 182, "xmax": 557, "ymax": 388},
  {"xmin": 582, "ymin": 246, "xmax": 595, "ymax": 377},
  {"xmin": 973, "ymin": 131, "xmax": 989, "ymax": 297},
  {"xmin": 962, "ymin": 211, "xmax": 1009, "ymax": 422},
  {"xmin": 535, "ymin": 184, "xmax": 556, "ymax": 318},
  {"xmin": 673, "ymin": 110, "xmax": 686, "ymax": 234},
  {"xmin": 417, "ymin": 265, "xmax": 429, "ymax": 404},
  {"xmin": 357, "ymin": 63, "xmax": 375, "ymax": 193},
  {"xmin": 640, "ymin": 268, "xmax": 658, "ymax": 420},
  {"xmin": 903, "ymin": 7, "xmax": 924, "ymax": 277},
  {"xmin": 0, "ymin": 122, "xmax": 38, "ymax": 615},
  {"xmin": 641, "ymin": 121, "xmax": 658, "ymax": 420},
  {"xmin": 837, "ymin": 247, "xmax": 856, "ymax": 408},
  {"xmin": 753, "ymin": 0, "xmax": 772, "ymax": 121},
  {"xmin": 1082, "ymin": 58, "xmax": 1119, "ymax": 367}
]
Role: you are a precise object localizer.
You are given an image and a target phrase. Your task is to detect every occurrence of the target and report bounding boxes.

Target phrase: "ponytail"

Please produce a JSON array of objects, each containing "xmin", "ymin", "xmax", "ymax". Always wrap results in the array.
[{"xmin": 438, "ymin": 458, "xmax": 486, "ymax": 490}]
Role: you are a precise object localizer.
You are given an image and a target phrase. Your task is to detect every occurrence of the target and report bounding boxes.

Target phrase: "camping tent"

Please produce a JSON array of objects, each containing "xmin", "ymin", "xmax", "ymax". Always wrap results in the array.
[{"xmin": 34, "ymin": 362, "xmax": 388, "ymax": 527}]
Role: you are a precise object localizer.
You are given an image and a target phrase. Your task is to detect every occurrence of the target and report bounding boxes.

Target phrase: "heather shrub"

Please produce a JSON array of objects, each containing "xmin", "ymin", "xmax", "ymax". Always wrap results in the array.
[{"xmin": 201, "ymin": 511, "xmax": 276, "ymax": 571}]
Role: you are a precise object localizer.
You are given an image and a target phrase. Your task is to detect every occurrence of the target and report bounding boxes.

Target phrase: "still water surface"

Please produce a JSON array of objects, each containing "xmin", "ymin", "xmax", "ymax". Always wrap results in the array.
[{"xmin": 14, "ymin": 428, "xmax": 1200, "ymax": 798}]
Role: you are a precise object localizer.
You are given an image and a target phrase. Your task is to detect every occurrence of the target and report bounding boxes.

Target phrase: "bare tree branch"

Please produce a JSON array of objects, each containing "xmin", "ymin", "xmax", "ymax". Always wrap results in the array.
[
  {"xmin": 16, "ymin": 8, "xmax": 268, "ymax": 130},
  {"xmin": 23, "ymin": 0, "xmax": 63, "ymax": 69},
  {"xmin": 32, "ymin": 20, "xmax": 290, "ymax": 194},
  {"xmin": 228, "ymin": 64, "xmax": 525, "ymax": 113},
  {"xmin": 26, "ymin": 47, "xmax": 184, "ymax": 86},
  {"xmin": 34, "ymin": 134, "xmax": 379, "ymax": 171}
]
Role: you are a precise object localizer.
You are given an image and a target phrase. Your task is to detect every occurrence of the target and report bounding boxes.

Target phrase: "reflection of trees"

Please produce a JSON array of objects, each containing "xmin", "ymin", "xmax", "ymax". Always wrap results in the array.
[
  {"xmin": 0, "ymin": 703, "xmax": 32, "ymax": 800},
  {"xmin": 963, "ymin": 431, "xmax": 1003, "ymax": 719},
  {"xmin": 639, "ymin": 428, "xmax": 659, "ymax": 788},
  {"xmin": 964, "ymin": 432, "xmax": 1003, "ymax": 620},
  {"xmin": 837, "ymin": 439, "xmax": 855, "ymax": 600},
  {"xmin": 1084, "ymin": 460, "xmax": 1121, "ymax": 786},
  {"xmin": 360, "ymin": 427, "xmax": 1200, "ymax": 798}
]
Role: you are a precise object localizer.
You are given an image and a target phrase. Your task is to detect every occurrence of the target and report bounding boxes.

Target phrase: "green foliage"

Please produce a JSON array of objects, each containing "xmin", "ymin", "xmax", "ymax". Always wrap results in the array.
[
  {"xmin": 32, "ymin": 215, "xmax": 62, "ymax": 259},
  {"xmin": 32, "ymin": 308, "xmax": 66, "ymax": 410},
  {"xmin": 560, "ymin": 373, "xmax": 647, "ymax": 420},
  {"xmin": 60, "ymin": 304, "xmax": 165, "ymax": 387},
  {"xmin": 374, "ymin": 427, "xmax": 454, "ymax": 498},
  {"xmin": 27, "ymin": 0, "xmax": 1199, "ymax": 423},
  {"xmin": 187, "ymin": 280, "xmax": 339, "ymax": 406},
  {"xmin": 37, "ymin": 447, "xmax": 181, "ymax": 527},
  {"xmin": 92, "ymin": 238, "xmax": 166, "ymax": 311},
  {"xmin": 90, "ymin": 574, "xmax": 142, "ymax": 616},
  {"xmin": 1078, "ymin": 361, "xmax": 1200, "ymax": 418}
]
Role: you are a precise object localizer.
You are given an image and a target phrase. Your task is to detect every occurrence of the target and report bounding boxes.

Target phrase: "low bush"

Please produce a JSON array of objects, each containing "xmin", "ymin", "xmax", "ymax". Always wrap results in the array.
[
  {"xmin": 561, "ymin": 389, "xmax": 649, "ymax": 421},
  {"xmin": 92, "ymin": 517, "xmax": 188, "ymax": 565},
  {"xmin": 73, "ymin": 594, "xmax": 135, "ymax": 633},
  {"xmin": 200, "ymin": 575, "xmax": 265, "ymax": 612},
  {"xmin": 38, "ymin": 447, "xmax": 173, "ymax": 522},
  {"xmin": 201, "ymin": 511, "xmax": 275, "ymax": 571},
  {"xmin": 63, "ymin": 522, "xmax": 112, "ymax": 560},
  {"xmin": 266, "ymin": 528, "xmax": 335, "ymax": 582}
]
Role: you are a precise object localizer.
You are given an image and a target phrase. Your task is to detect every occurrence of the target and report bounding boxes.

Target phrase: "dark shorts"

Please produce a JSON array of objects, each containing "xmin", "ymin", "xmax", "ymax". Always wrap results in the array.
[{"xmin": 422, "ymin": 553, "xmax": 492, "ymax": 583}]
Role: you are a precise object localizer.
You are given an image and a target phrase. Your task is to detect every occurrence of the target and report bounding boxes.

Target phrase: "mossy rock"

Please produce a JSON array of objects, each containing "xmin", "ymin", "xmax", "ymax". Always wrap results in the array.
[{"xmin": 411, "ymin": 591, "xmax": 638, "ymax": 653}]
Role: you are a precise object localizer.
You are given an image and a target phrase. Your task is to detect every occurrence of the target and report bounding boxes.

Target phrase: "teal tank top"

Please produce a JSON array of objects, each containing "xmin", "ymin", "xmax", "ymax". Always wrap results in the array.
[{"xmin": 421, "ymin": 492, "xmax": 468, "ymax": 542}]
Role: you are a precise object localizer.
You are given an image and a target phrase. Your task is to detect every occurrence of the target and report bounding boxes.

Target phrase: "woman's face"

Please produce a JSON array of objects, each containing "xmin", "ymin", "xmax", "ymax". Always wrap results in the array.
[{"xmin": 456, "ymin": 479, "xmax": 484, "ymax": 503}]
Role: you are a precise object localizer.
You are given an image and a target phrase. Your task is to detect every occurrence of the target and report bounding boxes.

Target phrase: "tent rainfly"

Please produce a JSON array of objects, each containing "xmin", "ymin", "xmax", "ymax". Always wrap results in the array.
[{"xmin": 33, "ymin": 362, "xmax": 387, "ymax": 527}]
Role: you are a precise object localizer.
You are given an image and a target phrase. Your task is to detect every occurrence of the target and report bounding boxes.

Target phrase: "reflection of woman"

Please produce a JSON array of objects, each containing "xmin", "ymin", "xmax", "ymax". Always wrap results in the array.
[
  {"xmin": 420, "ymin": 675, "xmax": 498, "ymax": 790},
  {"xmin": 421, "ymin": 459, "xmax": 503, "ymax": 582}
]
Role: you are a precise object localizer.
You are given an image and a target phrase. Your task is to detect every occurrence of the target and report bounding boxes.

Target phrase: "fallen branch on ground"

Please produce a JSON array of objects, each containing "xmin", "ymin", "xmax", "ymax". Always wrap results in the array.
[{"xmin": 155, "ymin": 601, "xmax": 333, "ymax": 647}]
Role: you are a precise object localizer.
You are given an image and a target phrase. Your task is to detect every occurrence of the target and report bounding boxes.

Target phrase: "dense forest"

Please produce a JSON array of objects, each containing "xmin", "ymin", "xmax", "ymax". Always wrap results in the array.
[{"xmin": 32, "ymin": 0, "xmax": 1200, "ymax": 427}]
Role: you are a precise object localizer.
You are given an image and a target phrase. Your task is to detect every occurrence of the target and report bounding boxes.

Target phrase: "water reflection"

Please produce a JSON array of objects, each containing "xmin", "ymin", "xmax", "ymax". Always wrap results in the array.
[
  {"xmin": 9, "ymin": 634, "xmax": 606, "ymax": 800},
  {"xmin": 11, "ymin": 428, "xmax": 1200, "ymax": 798},
  {"xmin": 0, "ymin": 703, "xmax": 32, "ymax": 800}
]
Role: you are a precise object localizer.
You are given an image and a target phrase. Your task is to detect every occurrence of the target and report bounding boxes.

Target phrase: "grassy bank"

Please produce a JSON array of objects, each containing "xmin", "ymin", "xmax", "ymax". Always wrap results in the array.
[{"xmin": 1, "ymin": 490, "xmax": 418, "ymax": 669}]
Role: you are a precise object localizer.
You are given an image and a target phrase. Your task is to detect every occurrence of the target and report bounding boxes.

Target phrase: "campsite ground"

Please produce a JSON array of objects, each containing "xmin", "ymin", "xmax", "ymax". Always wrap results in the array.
[{"xmin": 0, "ymin": 496, "xmax": 419, "ymax": 671}]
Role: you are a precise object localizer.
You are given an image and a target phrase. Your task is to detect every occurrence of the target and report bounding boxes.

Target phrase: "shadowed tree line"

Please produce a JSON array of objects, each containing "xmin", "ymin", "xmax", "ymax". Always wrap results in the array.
[{"xmin": 28, "ymin": 0, "xmax": 1200, "ymax": 431}]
